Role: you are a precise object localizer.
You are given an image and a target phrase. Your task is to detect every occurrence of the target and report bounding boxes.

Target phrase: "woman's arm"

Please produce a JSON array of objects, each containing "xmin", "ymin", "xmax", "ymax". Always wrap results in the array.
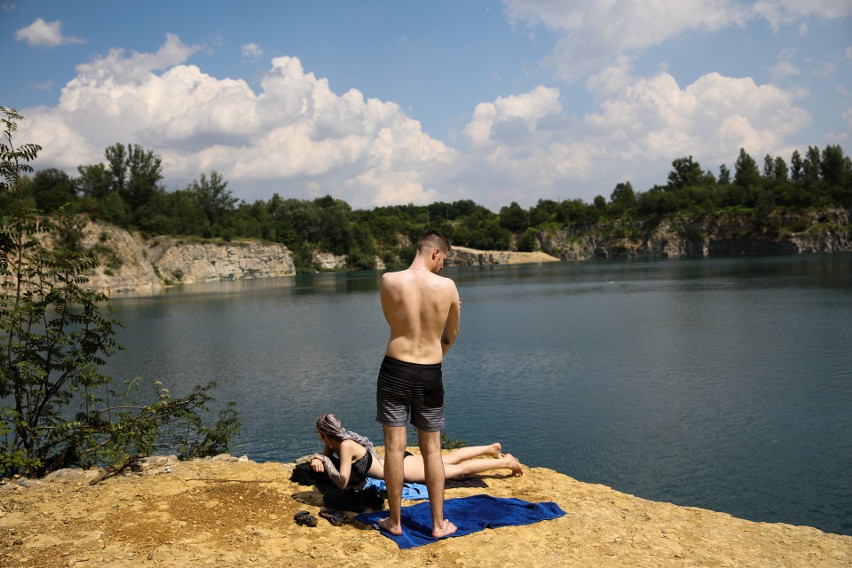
[
  {"xmin": 296, "ymin": 443, "xmax": 334, "ymax": 465},
  {"xmin": 309, "ymin": 440, "xmax": 356, "ymax": 490}
]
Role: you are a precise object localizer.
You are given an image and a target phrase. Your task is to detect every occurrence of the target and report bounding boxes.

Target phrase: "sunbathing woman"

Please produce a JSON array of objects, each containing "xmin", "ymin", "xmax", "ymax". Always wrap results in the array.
[{"xmin": 300, "ymin": 413, "xmax": 524, "ymax": 490}]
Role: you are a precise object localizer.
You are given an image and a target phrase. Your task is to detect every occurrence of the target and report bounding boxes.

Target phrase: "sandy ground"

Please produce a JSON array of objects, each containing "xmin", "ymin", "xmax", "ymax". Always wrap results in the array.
[{"xmin": 1, "ymin": 452, "xmax": 849, "ymax": 568}]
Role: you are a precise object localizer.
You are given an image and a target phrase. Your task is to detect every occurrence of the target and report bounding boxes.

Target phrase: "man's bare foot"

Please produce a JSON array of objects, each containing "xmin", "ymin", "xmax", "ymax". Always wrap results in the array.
[
  {"xmin": 488, "ymin": 442, "xmax": 503, "ymax": 458},
  {"xmin": 376, "ymin": 517, "xmax": 403, "ymax": 536},
  {"xmin": 505, "ymin": 453, "xmax": 524, "ymax": 477},
  {"xmin": 432, "ymin": 518, "xmax": 457, "ymax": 538}
]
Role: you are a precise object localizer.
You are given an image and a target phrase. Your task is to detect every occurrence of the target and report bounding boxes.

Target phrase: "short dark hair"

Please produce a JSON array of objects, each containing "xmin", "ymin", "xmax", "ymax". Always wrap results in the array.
[{"xmin": 417, "ymin": 230, "xmax": 451, "ymax": 254}]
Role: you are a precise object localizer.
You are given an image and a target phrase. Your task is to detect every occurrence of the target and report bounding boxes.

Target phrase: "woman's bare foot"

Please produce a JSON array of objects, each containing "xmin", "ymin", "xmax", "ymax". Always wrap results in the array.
[
  {"xmin": 376, "ymin": 517, "xmax": 403, "ymax": 536},
  {"xmin": 488, "ymin": 442, "xmax": 502, "ymax": 458},
  {"xmin": 505, "ymin": 453, "xmax": 524, "ymax": 477},
  {"xmin": 432, "ymin": 518, "xmax": 457, "ymax": 538}
]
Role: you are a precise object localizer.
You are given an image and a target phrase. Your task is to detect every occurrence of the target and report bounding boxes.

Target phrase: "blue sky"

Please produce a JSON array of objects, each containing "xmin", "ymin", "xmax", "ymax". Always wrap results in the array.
[{"xmin": 2, "ymin": 1, "xmax": 851, "ymax": 211}]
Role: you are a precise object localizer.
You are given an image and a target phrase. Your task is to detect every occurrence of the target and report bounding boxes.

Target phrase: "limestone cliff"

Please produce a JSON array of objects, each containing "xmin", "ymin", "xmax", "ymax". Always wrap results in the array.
[
  {"xmin": 80, "ymin": 221, "xmax": 295, "ymax": 294},
  {"xmin": 539, "ymin": 207, "xmax": 851, "ymax": 260},
  {"xmin": 146, "ymin": 238, "xmax": 295, "ymax": 286},
  {"xmin": 80, "ymin": 222, "xmax": 162, "ymax": 294}
]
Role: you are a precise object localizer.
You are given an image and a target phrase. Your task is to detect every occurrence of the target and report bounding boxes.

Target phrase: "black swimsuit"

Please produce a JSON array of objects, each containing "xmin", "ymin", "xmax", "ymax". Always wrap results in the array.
[{"xmin": 349, "ymin": 450, "xmax": 373, "ymax": 485}]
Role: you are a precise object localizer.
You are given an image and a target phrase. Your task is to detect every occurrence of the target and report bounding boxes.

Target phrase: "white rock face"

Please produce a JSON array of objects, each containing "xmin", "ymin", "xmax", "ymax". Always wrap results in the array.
[
  {"xmin": 79, "ymin": 222, "xmax": 295, "ymax": 295},
  {"xmin": 149, "ymin": 240, "xmax": 296, "ymax": 285}
]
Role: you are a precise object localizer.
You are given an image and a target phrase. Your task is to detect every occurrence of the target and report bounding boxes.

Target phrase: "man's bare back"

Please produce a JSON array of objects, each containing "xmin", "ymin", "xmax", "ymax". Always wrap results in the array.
[{"xmin": 381, "ymin": 268, "xmax": 460, "ymax": 364}]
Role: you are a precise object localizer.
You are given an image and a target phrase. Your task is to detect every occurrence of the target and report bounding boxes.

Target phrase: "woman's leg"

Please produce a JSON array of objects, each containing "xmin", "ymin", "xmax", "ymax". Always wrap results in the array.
[
  {"xmin": 441, "ymin": 443, "xmax": 502, "ymax": 465},
  {"xmin": 443, "ymin": 453, "xmax": 524, "ymax": 479},
  {"xmin": 402, "ymin": 447, "xmax": 524, "ymax": 482}
]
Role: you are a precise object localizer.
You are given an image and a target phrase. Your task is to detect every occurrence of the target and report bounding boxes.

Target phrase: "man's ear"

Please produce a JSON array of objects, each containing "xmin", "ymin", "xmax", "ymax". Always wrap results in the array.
[{"xmin": 431, "ymin": 247, "xmax": 442, "ymax": 260}]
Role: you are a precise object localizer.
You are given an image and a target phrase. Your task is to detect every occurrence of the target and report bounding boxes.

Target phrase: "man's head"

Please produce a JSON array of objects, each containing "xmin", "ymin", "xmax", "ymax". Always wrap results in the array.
[
  {"xmin": 417, "ymin": 230, "xmax": 451, "ymax": 255},
  {"xmin": 416, "ymin": 230, "xmax": 451, "ymax": 272}
]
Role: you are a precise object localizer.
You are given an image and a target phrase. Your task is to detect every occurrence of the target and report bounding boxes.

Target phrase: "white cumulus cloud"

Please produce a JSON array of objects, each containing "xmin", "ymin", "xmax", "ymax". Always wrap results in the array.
[
  {"xmin": 752, "ymin": 0, "xmax": 852, "ymax": 32},
  {"xmin": 15, "ymin": 18, "xmax": 86, "ymax": 48},
  {"xmin": 501, "ymin": 1, "xmax": 852, "ymax": 82},
  {"xmin": 502, "ymin": 0, "xmax": 748, "ymax": 81},
  {"xmin": 455, "ymin": 67, "xmax": 810, "ymax": 204},
  {"xmin": 241, "ymin": 43, "xmax": 263, "ymax": 58},
  {"xmin": 19, "ymin": 36, "xmax": 456, "ymax": 209}
]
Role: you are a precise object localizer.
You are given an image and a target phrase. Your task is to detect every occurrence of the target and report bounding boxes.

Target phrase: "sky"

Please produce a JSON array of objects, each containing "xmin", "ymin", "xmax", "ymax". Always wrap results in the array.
[{"xmin": 2, "ymin": 1, "xmax": 851, "ymax": 212}]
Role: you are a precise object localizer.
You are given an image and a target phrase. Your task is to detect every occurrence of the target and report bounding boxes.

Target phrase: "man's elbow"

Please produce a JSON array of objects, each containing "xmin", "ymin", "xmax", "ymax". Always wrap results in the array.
[{"xmin": 442, "ymin": 329, "xmax": 459, "ymax": 348}]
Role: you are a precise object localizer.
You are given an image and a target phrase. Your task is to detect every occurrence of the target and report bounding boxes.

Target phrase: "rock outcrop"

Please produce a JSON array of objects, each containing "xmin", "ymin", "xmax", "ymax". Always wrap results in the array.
[
  {"xmin": 448, "ymin": 246, "xmax": 559, "ymax": 266},
  {"xmin": 540, "ymin": 208, "xmax": 852, "ymax": 260},
  {"xmin": 146, "ymin": 238, "xmax": 295, "ymax": 286},
  {"xmin": 79, "ymin": 221, "xmax": 295, "ymax": 295},
  {"xmin": 80, "ymin": 222, "xmax": 162, "ymax": 294}
]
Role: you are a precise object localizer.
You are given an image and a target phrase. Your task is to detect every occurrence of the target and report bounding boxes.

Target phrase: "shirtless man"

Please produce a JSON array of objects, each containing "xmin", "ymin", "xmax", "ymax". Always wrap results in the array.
[{"xmin": 375, "ymin": 230, "xmax": 461, "ymax": 539}]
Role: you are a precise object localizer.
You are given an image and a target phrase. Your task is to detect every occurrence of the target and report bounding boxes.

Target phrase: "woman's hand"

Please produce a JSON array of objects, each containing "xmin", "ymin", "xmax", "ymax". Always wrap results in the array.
[{"xmin": 310, "ymin": 456, "xmax": 325, "ymax": 473}]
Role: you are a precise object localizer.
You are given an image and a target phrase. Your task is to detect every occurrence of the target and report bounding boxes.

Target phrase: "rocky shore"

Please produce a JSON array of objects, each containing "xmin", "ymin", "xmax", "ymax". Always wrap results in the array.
[{"xmin": 1, "ymin": 452, "xmax": 849, "ymax": 567}]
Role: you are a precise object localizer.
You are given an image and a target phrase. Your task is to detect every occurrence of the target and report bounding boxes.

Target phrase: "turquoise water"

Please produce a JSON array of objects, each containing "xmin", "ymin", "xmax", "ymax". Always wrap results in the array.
[{"xmin": 103, "ymin": 254, "xmax": 852, "ymax": 535}]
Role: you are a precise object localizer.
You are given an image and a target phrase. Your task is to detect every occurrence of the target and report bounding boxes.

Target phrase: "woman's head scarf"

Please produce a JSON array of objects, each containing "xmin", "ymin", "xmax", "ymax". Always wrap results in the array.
[{"xmin": 315, "ymin": 413, "xmax": 374, "ymax": 453}]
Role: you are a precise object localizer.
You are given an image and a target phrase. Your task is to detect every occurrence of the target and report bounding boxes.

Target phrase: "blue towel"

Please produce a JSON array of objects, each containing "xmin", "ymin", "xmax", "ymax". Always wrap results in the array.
[
  {"xmin": 355, "ymin": 494, "xmax": 566, "ymax": 549},
  {"xmin": 363, "ymin": 478, "xmax": 429, "ymax": 500}
]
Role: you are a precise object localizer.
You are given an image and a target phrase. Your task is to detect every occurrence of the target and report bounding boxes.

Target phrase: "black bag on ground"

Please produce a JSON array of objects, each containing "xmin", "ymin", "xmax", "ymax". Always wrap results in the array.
[{"xmin": 290, "ymin": 461, "xmax": 385, "ymax": 512}]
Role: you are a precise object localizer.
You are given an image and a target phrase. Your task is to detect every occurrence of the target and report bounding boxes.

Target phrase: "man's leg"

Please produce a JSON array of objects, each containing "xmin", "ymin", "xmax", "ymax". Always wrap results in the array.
[
  {"xmin": 418, "ymin": 429, "xmax": 457, "ymax": 538},
  {"xmin": 377, "ymin": 424, "xmax": 407, "ymax": 536}
]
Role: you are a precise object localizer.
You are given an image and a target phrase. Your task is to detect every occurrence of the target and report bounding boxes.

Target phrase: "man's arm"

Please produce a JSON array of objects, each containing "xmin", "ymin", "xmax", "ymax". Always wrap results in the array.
[{"xmin": 441, "ymin": 284, "xmax": 461, "ymax": 356}]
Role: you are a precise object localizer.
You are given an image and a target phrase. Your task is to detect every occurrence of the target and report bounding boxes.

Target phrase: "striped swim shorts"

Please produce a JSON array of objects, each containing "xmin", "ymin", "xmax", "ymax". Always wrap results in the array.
[{"xmin": 376, "ymin": 355, "xmax": 444, "ymax": 432}]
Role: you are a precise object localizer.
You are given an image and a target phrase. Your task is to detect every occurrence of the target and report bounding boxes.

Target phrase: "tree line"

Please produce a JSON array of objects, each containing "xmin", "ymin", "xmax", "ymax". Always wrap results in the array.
[{"xmin": 5, "ymin": 140, "xmax": 851, "ymax": 273}]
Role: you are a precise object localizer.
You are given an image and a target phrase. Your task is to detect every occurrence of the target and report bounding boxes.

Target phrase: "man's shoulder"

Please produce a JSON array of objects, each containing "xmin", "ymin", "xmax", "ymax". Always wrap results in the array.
[
  {"xmin": 380, "ymin": 270, "xmax": 405, "ymax": 286},
  {"xmin": 442, "ymin": 275, "xmax": 458, "ymax": 289}
]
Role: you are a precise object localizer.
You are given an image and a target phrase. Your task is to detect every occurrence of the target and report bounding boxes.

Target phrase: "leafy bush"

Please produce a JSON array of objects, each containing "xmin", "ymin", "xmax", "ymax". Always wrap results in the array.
[{"xmin": 1, "ymin": 107, "xmax": 241, "ymax": 479}]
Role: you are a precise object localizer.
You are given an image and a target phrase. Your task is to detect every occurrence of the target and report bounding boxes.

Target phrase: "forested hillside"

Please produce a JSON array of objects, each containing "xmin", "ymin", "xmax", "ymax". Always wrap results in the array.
[{"xmin": 5, "ymin": 142, "xmax": 850, "ymax": 272}]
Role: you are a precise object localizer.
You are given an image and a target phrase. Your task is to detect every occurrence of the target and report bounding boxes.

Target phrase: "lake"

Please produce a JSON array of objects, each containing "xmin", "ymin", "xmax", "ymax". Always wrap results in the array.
[{"xmin": 103, "ymin": 253, "xmax": 852, "ymax": 536}]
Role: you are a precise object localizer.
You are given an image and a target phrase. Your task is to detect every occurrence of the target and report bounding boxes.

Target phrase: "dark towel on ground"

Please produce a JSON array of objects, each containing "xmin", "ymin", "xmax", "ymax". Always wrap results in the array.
[{"xmin": 355, "ymin": 494, "xmax": 566, "ymax": 549}]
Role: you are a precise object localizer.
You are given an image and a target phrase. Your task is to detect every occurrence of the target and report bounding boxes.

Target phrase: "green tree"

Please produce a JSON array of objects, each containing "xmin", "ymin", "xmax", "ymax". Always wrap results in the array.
[
  {"xmin": 718, "ymin": 164, "xmax": 731, "ymax": 185},
  {"xmin": 790, "ymin": 150, "xmax": 803, "ymax": 182},
  {"xmin": 77, "ymin": 163, "xmax": 112, "ymax": 201},
  {"xmin": 734, "ymin": 148, "xmax": 761, "ymax": 189},
  {"xmin": 516, "ymin": 227, "xmax": 538, "ymax": 252},
  {"xmin": 762, "ymin": 154, "xmax": 775, "ymax": 179},
  {"xmin": 529, "ymin": 199, "xmax": 558, "ymax": 226},
  {"xmin": 315, "ymin": 195, "xmax": 354, "ymax": 255},
  {"xmin": 187, "ymin": 170, "xmax": 238, "ymax": 237},
  {"xmin": 820, "ymin": 145, "xmax": 846, "ymax": 188},
  {"xmin": 773, "ymin": 156, "xmax": 789, "ymax": 184},
  {"xmin": 668, "ymin": 156, "xmax": 703, "ymax": 190},
  {"xmin": 1, "ymin": 108, "xmax": 241, "ymax": 478},
  {"xmin": 803, "ymin": 145, "xmax": 822, "ymax": 189},
  {"xmin": 499, "ymin": 201, "xmax": 530, "ymax": 232},
  {"xmin": 30, "ymin": 168, "xmax": 77, "ymax": 213},
  {"xmin": 609, "ymin": 181, "xmax": 636, "ymax": 216},
  {"xmin": 104, "ymin": 143, "xmax": 163, "ymax": 215}
]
